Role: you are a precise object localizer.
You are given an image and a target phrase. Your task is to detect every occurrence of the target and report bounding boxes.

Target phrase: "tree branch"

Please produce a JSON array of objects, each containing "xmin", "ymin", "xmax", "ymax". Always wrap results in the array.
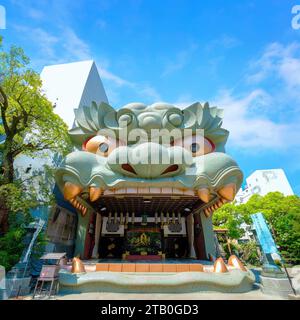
[
  {"xmin": 11, "ymin": 135, "xmax": 61, "ymax": 158},
  {"xmin": 0, "ymin": 85, "xmax": 10, "ymax": 135}
]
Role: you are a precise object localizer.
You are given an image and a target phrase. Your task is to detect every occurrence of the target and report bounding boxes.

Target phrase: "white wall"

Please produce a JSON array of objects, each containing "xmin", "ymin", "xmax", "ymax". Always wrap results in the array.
[
  {"xmin": 235, "ymin": 168, "xmax": 294, "ymax": 204},
  {"xmin": 40, "ymin": 60, "xmax": 108, "ymax": 128},
  {"xmin": 247, "ymin": 169, "xmax": 294, "ymax": 196}
]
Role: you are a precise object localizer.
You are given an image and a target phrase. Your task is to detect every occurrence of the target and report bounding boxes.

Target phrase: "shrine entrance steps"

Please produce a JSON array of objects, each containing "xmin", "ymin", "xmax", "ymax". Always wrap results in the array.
[{"xmin": 95, "ymin": 263, "xmax": 204, "ymax": 273}]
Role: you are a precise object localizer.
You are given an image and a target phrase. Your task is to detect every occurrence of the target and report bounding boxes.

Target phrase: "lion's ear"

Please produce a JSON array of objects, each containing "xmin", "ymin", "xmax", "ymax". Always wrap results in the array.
[
  {"xmin": 69, "ymin": 102, "xmax": 117, "ymax": 148},
  {"xmin": 182, "ymin": 101, "xmax": 229, "ymax": 152}
]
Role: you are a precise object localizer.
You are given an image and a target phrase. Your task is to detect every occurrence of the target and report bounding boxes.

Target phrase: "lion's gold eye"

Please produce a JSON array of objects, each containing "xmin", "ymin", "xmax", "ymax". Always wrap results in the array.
[
  {"xmin": 173, "ymin": 134, "xmax": 215, "ymax": 157},
  {"xmin": 98, "ymin": 142, "xmax": 109, "ymax": 154},
  {"xmin": 84, "ymin": 136, "xmax": 122, "ymax": 156}
]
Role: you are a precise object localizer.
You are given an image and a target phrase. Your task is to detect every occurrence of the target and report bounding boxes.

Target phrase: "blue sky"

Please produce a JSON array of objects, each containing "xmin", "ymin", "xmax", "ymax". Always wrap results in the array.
[{"xmin": 1, "ymin": 0, "xmax": 300, "ymax": 194}]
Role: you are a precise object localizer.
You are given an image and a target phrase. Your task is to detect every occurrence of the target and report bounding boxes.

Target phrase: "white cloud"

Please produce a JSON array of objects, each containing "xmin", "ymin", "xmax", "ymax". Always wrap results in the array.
[
  {"xmin": 98, "ymin": 67, "xmax": 135, "ymax": 87},
  {"xmin": 62, "ymin": 27, "xmax": 91, "ymax": 61},
  {"xmin": 161, "ymin": 43, "xmax": 198, "ymax": 77},
  {"xmin": 173, "ymin": 87, "xmax": 300, "ymax": 152},
  {"xmin": 138, "ymin": 85, "xmax": 161, "ymax": 101},
  {"xmin": 279, "ymin": 57, "xmax": 300, "ymax": 88},
  {"xmin": 12, "ymin": 24, "xmax": 161, "ymax": 103},
  {"xmin": 97, "ymin": 66, "xmax": 161, "ymax": 103},
  {"xmin": 213, "ymin": 89, "xmax": 300, "ymax": 151},
  {"xmin": 205, "ymin": 34, "xmax": 240, "ymax": 52},
  {"xmin": 27, "ymin": 8, "xmax": 44, "ymax": 20},
  {"xmin": 173, "ymin": 89, "xmax": 300, "ymax": 153},
  {"xmin": 201, "ymin": 41, "xmax": 300, "ymax": 152},
  {"xmin": 13, "ymin": 25, "xmax": 59, "ymax": 58},
  {"xmin": 98, "ymin": 67, "xmax": 161, "ymax": 104},
  {"xmin": 247, "ymin": 42, "xmax": 300, "ymax": 90},
  {"xmin": 13, "ymin": 25, "xmax": 91, "ymax": 63}
]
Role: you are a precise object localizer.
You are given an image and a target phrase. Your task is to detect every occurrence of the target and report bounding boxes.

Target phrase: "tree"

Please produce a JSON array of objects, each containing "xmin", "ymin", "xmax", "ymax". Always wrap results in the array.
[
  {"xmin": 0, "ymin": 36, "xmax": 71, "ymax": 184},
  {"xmin": 0, "ymin": 36, "xmax": 72, "ymax": 233},
  {"xmin": 212, "ymin": 202, "xmax": 244, "ymax": 239},
  {"xmin": 213, "ymin": 192, "xmax": 300, "ymax": 265}
]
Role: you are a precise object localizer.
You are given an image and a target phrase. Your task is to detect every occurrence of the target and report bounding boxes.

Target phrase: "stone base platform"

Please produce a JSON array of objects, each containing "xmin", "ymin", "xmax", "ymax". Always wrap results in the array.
[
  {"xmin": 260, "ymin": 275, "xmax": 295, "ymax": 298},
  {"xmin": 58, "ymin": 267, "xmax": 255, "ymax": 294}
]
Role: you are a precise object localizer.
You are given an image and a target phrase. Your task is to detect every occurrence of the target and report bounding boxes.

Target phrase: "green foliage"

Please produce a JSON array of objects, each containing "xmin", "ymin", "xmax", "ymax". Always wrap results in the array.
[
  {"xmin": 0, "ymin": 36, "xmax": 72, "ymax": 184},
  {"xmin": 0, "ymin": 215, "xmax": 48, "ymax": 270},
  {"xmin": 0, "ymin": 36, "xmax": 71, "ymax": 206},
  {"xmin": 0, "ymin": 210, "xmax": 30, "ymax": 270},
  {"xmin": 238, "ymin": 241, "xmax": 261, "ymax": 266},
  {"xmin": 0, "ymin": 227, "xmax": 27, "ymax": 270},
  {"xmin": 219, "ymin": 240, "xmax": 261, "ymax": 266},
  {"xmin": 213, "ymin": 192, "xmax": 300, "ymax": 265},
  {"xmin": 213, "ymin": 202, "xmax": 244, "ymax": 239},
  {"xmin": 0, "ymin": 183, "xmax": 37, "ymax": 215},
  {"xmin": 0, "ymin": 36, "xmax": 72, "ymax": 268}
]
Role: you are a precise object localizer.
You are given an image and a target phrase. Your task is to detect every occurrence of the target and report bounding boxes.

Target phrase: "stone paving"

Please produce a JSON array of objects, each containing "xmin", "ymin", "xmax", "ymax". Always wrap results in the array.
[
  {"xmin": 11, "ymin": 266, "xmax": 300, "ymax": 300},
  {"xmin": 56, "ymin": 288, "xmax": 284, "ymax": 300}
]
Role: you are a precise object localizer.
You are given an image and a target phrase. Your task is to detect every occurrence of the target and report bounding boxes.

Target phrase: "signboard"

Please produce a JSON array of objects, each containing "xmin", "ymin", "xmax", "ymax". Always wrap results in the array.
[
  {"xmin": 0, "ymin": 5, "xmax": 5, "ymax": 30},
  {"xmin": 0, "ymin": 118, "xmax": 6, "ymax": 144},
  {"xmin": 251, "ymin": 212, "xmax": 280, "ymax": 257},
  {"xmin": 39, "ymin": 265, "xmax": 59, "ymax": 279},
  {"xmin": 0, "ymin": 266, "xmax": 5, "ymax": 290}
]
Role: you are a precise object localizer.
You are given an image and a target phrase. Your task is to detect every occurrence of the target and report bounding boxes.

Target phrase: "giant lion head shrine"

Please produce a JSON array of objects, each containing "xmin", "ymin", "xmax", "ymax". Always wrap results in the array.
[{"xmin": 49, "ymin": 101, "xmax": 255, "ymax": 293}]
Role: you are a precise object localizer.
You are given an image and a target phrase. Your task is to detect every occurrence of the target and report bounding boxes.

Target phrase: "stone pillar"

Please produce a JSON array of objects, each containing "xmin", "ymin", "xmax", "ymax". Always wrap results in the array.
[
  {"xmin": 186, "ymin": 214, "xmax": 196, "ymax": 259},
  {"xmin": 92, "ymin": 213, "xmax": 102, "ymax": 259},
  {"xmin": 199, "ymin": 212, "xmax": 216, "ymax": 259}
]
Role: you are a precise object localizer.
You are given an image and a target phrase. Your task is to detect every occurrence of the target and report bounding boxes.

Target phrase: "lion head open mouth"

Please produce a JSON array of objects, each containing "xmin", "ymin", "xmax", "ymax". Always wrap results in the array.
[
  {"xmin": 61, "ymin": 182, "xmax": 237, "ymax": 219},
  {"xmin": 54, "ymin": 102, "xmax": 243, "ymax": 260}
]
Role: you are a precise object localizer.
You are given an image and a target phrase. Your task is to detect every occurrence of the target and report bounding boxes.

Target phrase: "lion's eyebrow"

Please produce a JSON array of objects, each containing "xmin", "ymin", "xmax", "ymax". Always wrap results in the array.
[{"xmin": 69, "ymin": 101, "xmax": 228, "ymax": 152}]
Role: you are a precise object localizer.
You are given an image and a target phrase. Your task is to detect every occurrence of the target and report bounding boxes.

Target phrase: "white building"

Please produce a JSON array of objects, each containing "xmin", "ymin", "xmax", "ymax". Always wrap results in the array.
[
  {"xmin": 235, "ymin": 169, "xmax": 294, "ymax": 204},
  {"xmin": 238, "ymin": 222, "xmax": 255, "ymax": 242},
  {"xmin": 14, "ymin": 60, "xmax": 109, "ymax": 196},
  {"xmin": 40, "ymin": 60, "xmax": 108, "ymax": 128}
]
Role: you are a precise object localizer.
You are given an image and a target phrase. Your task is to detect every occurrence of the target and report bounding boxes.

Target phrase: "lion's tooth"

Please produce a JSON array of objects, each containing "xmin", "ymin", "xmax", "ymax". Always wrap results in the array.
[
  {"xmin": 82, "ymin": 207, "xmax": 87, "ymax": 216},
  {"xmin": 220, "ymin": 198, "xmax": 228, "ymax": 204},
  {"xmin": 204, "ymin": 208, "xmax": 210, "ymax": 217},
  {"xmin": 228, "ymin": 255, "xmax": 247, "ymax": 271},
  {"xmin": 217, "ymin": 183, "xmax": 236, "ymax": 201},
  {"xmin": 89, "ymin": 187, "xmax": 102, "ymax": 202},
  {"xmin": 197, "ymin": 188, "xmax": 210, "ymax": 203},
  {"xmin": 70, "ymin": 199, "xmax": 78, "ymax": 209},
  {"xmin": 213, "ymin": 257, "xmax": 229, "ymax": 273},
  {"xmin": 217, "ymin": 200, "xmax": 223, "ymax": 208},
  {"xmin": 71, "ymin": 257, "xmax": 86, "ymax": 274},
  {"xmin": 63, "ymin": 182, "xmax": 82, "ymax": 200}
]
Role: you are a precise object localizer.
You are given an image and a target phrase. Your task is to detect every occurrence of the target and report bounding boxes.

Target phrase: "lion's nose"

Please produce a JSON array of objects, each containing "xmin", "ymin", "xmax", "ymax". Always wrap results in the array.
[
  {"xmin": 121, "ymin": 163, "xmax": 179, "ymax": 176},
  {"xmin": 108, "ymin": 143, "xmax": 192, "ymax": 179}
]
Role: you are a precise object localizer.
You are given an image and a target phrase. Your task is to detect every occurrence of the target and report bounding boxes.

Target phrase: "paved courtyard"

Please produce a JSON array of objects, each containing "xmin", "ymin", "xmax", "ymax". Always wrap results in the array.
[
  {"xmin": 56, "ymin": 287, "xmax": 284, "ymax": 300},
  {"xmin": 11, "ymin": 267, "xmax": 300, "ymax": 300},
  {"xmin": 54, "ymin": 266, "xmax": 299, "ymax": 300}
]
